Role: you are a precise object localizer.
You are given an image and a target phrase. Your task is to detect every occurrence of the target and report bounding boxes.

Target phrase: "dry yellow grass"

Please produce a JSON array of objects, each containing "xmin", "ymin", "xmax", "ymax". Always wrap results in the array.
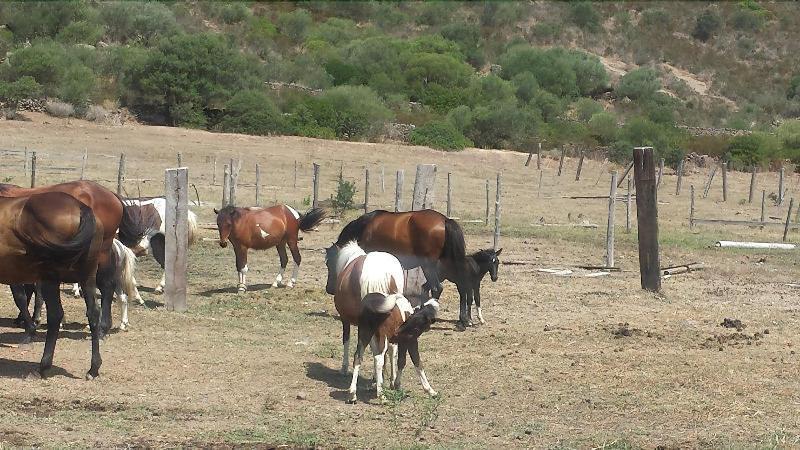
[{"xmin": 0, "ymin": 113, "xmax": 799, "ymax": 449}]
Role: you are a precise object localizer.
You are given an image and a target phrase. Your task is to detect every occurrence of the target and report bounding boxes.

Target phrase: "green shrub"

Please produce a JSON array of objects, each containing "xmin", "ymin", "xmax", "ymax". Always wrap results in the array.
[
  {"xmin": 409, "ymin": 121, "xmax": 472, "ymax": 151},
  {"xmin": 297, "ymin": 86, "xmax": 393, "ymax": 141},
  {"xmin": 277, "ymin": 9, "xmax": 312, "ymax": 42},
  {"xmin": 309, "ymin": 17, "xmax": 361, "ymax": 45},
  {"xmin": 58, "ymin": 64, "xmax": 95, "ymax": 106},
  {"xmin": 617, "ymin": 68, "xmax": 660, "ymax": 100},
  {"xmin": 218, "ymin": 2, "xmax": 251, "ymax": 24},
  {"xmin": 692, "ymin": 9, "xmax": 721, "ymax": 42},
  {"xmin": 56, "ymin": 20, "xmax": 105, "ymax": 45},
  {"xmin": 568, "ymin": 2, "xmax": 601, "ymax": 32},
  {"xmin": 641, "ymin": 9, "xmax": 672, "ymax": 28},
  {"xmin": 588, "ymin": 111, "xmax": 617, "ymax": 145},
  {"xmin": 777, "ymin": 120, "xmax": 800, "ymax": 151},
  {"xmin": 511, "ymin": 72, "xmax": 539, "ymax": 103},
  {"xmin": 788, "ymin": 75, "xmax": 800, "ymax": 100},
  {"xmin": 218, "ymin": 90, "xmax": 286, "ymax": 136},
  {"xmin": 611, "ymin": 117, "xmax": 686, "ymax": 163},
  {"xmin": 7, "ymin": 39, "xmax": 66, "ymax": 88},
  {"xmin": 332, "ymin": 176, "xmax": 357, "ymax": 214},
  {"xmin": 467, "ymin": 100, "xmax": 539, "ymax": 149},
  {"xmin": 731, "ymin": 9, "xmax": 764, "ymax": 31},
  {"xmin": 100, "ymin": 2, "xmax": 178, "ymax": 44},
  {"xmin": 446, "ymin": 105, "xmax": 473, "ymax": 133},
  {"xmin": 2, "ymin": 2, "xmax": 91, "ymax": 41},
  {"xmin": 244, "ymin": 16, "xmax": 277, "ymax": 52},
  {"xmin": 471, "ymin": 75, "xmax": 515, "ymax": 105},
  {"xmin": 574, "ymin": 98, "xmax": 603, "ymax": 122},
  {"xmin": 726, "ymin": 132, "xmax": 782, "ymax": 167},
  {"xmin": 0, "ymin": 76, "xmax": 42, "ymax": 117},
  {"xmin": 499, "ymin": 46, "xmax": 601, "ymax": 98},
  {"xmin": 416, "ymin": 2, "xmax": 451, "ymax": 26}
]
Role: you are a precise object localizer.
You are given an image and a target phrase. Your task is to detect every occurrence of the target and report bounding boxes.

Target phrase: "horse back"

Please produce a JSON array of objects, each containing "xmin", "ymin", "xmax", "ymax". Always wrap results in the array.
[
  {"xmin": 232, "ymin": 205, "xmax": 291, "ymax": 249},
  {"xmin": 363, "ymin": 210, "xmax": 445, "ymax": 260}
]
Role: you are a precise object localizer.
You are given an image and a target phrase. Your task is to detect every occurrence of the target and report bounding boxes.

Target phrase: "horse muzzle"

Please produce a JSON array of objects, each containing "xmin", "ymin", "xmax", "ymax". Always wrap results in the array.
[{"xmin": 219, "ymin": 240, "xmax": 228, "ymax": 248}]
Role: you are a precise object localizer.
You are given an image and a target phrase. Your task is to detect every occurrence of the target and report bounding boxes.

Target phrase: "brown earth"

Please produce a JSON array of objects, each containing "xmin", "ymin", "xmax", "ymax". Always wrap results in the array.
[{"xmin": 0, "ymin": 113, "xmax": 799, "ymax": 449}]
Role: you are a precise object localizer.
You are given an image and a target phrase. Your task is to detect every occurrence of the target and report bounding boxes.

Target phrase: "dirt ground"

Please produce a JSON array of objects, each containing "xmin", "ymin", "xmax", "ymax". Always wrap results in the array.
[{"xmin": 1, "ymin": 114, "xmax": 799, "ymax": 449}]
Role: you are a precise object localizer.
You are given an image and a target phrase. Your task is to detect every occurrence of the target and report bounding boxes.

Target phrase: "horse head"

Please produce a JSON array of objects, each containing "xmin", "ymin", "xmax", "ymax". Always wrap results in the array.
[
  {"xmin": 214, "ymin": 206, "xmax": 237, "ymax": 248},
  {"xmin": 489, "ymin": 248, "xmax": 502, "ymax": 282},
  {"xmin": 323, "ymin": 243, "xmax": 340, "ymax": 295}
]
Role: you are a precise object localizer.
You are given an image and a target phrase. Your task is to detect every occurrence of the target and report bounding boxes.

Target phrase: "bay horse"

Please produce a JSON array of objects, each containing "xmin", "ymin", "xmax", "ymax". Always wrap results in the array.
[
  {"xmin": 335, "ymin": 209, "xmax": 472, "ymax": 326},
  {"xmin": 0, "ymin": 180, "xmax": 153, "ymax": 336},
  {"xmin": 324, "ymin": 241, "xmax": 438, "ymax": 403},
  {"xmin": 437, "ymin": 248, "xmax": 502, "ymax": 326},
  {"xmin": 0, "ymin": 192, "xmax": 105, "ymax": 379},
  {"xmin": 214, "ymin": 204, "xmax": 326, "ymax": 292}
]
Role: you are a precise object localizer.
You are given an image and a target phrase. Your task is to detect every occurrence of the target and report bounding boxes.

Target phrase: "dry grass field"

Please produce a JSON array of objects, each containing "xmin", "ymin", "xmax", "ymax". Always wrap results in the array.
[{"xmin": 1, "ymin": 114, "xmax": 799, "ymax": 449}]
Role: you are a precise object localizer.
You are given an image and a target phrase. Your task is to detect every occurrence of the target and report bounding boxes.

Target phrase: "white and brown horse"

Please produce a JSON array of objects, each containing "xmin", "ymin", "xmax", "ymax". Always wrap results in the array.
[
  {"xmin": 214, "ymin": 204, "xmax": 326, "ymax": 292},
  {"xmin": 325, "ymin": 241, "xmax": 439, "ymax": 403}
]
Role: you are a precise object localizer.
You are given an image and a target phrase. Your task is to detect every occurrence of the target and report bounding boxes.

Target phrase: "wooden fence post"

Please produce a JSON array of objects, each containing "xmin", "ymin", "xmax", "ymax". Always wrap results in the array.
[
  {"xmin": 633, "ymin": 147, "xmax": 661, "ymax": 292},
  {"xmin": 748, "ymin": 166, "xmax": 756, "ymax": 204},
  {"xmin": 23, "ymin": 147, "xmax": 28, "ymax": 174},
  {"xmin": 446, "ymin": 172, "xmax": 452, "ymax": 218},
  {"xmin": 212, "ymin": 157, "xmax": 217, "ymax": 185},
  {"xmin": 783, "ymin": 198, "xmax": 794, "ymax": 242},
  {"xmin": 381, "ymin": 166, "xmax": 385, "ymax": 193},
  {"xmin": 485, "ymin": 179, "xmax": 490, "ymax": 225},
  {"xmin": 675, "ymin": 159, "xmax": 684, "ymax": 196},
  {"xmin": 293, "ymin": 160, "xmax": 298, "ymax": 189},
  {"xmin": 626, "ymin": 177, "xmax": 632, "ymax": 233},
  {"xmin": 778, "ymin": 167, "xmax": 785, "ymax": 205},
  {"xmin": 222, "ymin": 164, "xmax": 230, "ymax": 207},
  {"xmin": 164, "ymin": 167, "xmax": 188, "ymax": 312},
  {"xmin": 575, "ymin": 150, "xmax": 585, "ymax": 181},
  {"xmin": 116, "ymin": 153, "xmax": 126, "ymax": 195},
  {"xmin": 312, "ymin": 162, "xmax": 320, "ymax": 209},
  {"xmin": 702, "ymin": 164, "xmax": 718, "ymax": 198},
  {"xmin": 229, "ymin": 158, "xmax": 239, "ymax": 207},
  {"xmin": 722, "ymin": 162, "xmax": 728, "ymax": 202},
  {"xmin": 537, "ymin": 142, "xmax": 542, "ymax": 170},
  {"xmin": 525, "ymin": 148, "xmax": 534, "ymax": 167},
  {"xmin": 606, "ymin": 171, "xmax": 618, "ymax": 267},
  {"xmin": 364, "ymin": 168, "xmax": 370, "ymax": 214},
  {"xmin": 537, "ymin": 170, "xmax": 543, "ymax": 199},
  {"xmin": 689, "ymin": 185, "xmax": 695, "ymax": 229},
  {"xmin": 411, "ymin": 164, "xmax": 437, "ymax": 211},
  {"xmin": 395, "ymin": 170, "xmax": 404, "ymax": 212},
  {"xmin": 255, "ymin": 163, "xmax": 261, "ymax": 206},
  {"xmin": 80, "ymin": 149, "xmax": 88, "ymax": 180},
  {"xmin": 30, "ymin": 151, "xmax": 36, "ymax": 188},
  {"xmin": 177, "ymin": 152, "xmax": 182, "ymax": 167},
  {"xmin": 493, "ymin": 173, "xmax": 501, "ymax": 250},
  {"xmin": 557, "ymin": 147, "xmax": 566, "ymax": 176},
  {"xmin": 761, "ymin": 190, "xmax": 766, "ymax": 224},
  {"xmin": 656, "ymin": 158, "xmax": 664, "ymax": 188}
]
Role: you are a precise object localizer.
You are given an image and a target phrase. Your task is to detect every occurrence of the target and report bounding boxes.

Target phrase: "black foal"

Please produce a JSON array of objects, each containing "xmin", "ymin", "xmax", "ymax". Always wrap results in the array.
[{"xmin": 438, "ymin": 248, "xmax": 502, "ymax": 329}]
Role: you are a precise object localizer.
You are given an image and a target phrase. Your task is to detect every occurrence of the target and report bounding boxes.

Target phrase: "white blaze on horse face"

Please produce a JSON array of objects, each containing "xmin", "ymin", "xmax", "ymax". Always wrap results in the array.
[{"xmin": 256, "ymin": 223, "xmax": 269, "ymax": 239}]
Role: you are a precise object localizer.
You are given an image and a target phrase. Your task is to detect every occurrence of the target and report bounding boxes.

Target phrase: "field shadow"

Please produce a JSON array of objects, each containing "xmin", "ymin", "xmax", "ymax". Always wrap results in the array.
[
  {"xmin": 197, "ymin": 284, "xmax": 273, "ymax": 297},
  {"xmin": 305, "ymin": 362, "xmax": 374, "ymax": 403},
  {"xmin": 0, "ymin": 357, "xmax": 78, "ymax": 380},
  {"xmin": 306, "ymin": 310, "xmax": 336, "ymax": 320}
]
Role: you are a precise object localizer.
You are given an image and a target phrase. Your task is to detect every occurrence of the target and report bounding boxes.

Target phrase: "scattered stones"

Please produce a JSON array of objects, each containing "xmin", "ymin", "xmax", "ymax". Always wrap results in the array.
[
  {"xmin": 720, "ymin": 318, "xmax": 745, "ymax": 331},
  {"xmin": 296, "ymin": 392, "xmax": 307, "ymax": 400}
]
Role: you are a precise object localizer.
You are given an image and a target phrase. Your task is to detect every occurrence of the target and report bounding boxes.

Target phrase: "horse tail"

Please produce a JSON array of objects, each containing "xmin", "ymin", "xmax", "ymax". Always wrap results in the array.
[
  {"xmin": 187, "ymin": 209, "xmax": 198, "ymax": 246},
  {"xmin": 113, "ymin": 239, "xmax": 138, "ymax": 299},
  {"xmin": 297, "ymin": 207, "xmax": 327, "ymax": 232},
  {"xmin": 116, "ymin": 194, "xmax": 155, "ymax": 249},
  {"xmin": 336, "ymin": 210, "xmax": 381, "ymax": 246},
  {"xmin": 441, "ymin": 217, "xmax": 466, "ymax": 261},
  {"xmin": 15, "ymin": 198, "xmax": 97, "ymax": 266}
]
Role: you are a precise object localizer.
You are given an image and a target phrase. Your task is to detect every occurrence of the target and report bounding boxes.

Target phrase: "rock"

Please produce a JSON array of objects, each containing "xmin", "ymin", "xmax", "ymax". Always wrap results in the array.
[{"xmin": 296, "ymin": 392, "xmax": 307, "ymax": 400}]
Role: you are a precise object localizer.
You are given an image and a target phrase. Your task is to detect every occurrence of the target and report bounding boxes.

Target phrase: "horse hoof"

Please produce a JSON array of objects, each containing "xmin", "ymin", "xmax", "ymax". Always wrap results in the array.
[
  {"xmin": 427, "ymin": 390, "xmax": 439, "ymax": 398},
  {"xmin": 85, "ymin": 371, "xmax": 99, "ymax": 381},
  {"xmin": 26, "ymin": 370, "xmax": 42, "ymax": 381},
  {"xmin": 120, "ymin": 324, "xmax": 128, "ymax": 332},
  {"xmin": 286, "ymin": 282, "xmax": 294, "ymax": 288},
  {"xmin": 346, "ymin": 397, "xmax": 357, "ymax": 404},
  {"xmin": 455, "ymin": 322, "xmax": 467, "ymax": 332}
]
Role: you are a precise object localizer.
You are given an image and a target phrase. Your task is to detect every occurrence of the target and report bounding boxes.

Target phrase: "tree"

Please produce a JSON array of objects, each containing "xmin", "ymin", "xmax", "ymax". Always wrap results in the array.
[
  {"xmin": 692, "ymin": 9, "xmax": 721, "ymax": 42},
  {"xmin": 617, "ymin": 68, "xmax": 661, "ymax": 100},
  {"xmin": 278, "ymin": 9, "xmax": 312, "ymax": 42},
  {"xmin": 568, "ymin": 2, "xmax": 601, "ymax": 32},
  {"xmin": 218, "ymin": 90, "xmax": 286, "ymax": 136},
  {"xmin": 0, "ymin": 76, "xmax": 42, "ymax": 117},
  {"xmin": 409, "ymin": 121, "xmax": 472, "ymax": 151}
]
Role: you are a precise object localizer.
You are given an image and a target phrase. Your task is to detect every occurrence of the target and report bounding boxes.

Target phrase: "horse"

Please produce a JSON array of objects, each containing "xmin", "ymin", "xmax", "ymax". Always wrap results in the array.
[
  {"xmin": 0, "ymin": 191, "xmax": 105, "ymax": 379},
  {"xmin": 214, "ymin": 204, "xmax": 326, "ymax": 292},
  {"xmin": 112, "ymin": 197, "xmax": 198, "ymax": 295},
  {"xmin": 0, "ymin": 180, "xmax": 153, "ymax": 336},
  {"xmin": 335, "ymin": 209, "xmax": 472, "ymax": 326},
  {"xmin": 325, "ymin": 241, "xmax": 438, "ymax": 403},
  {"xmin": 437, "ymin": 248, "xmax": 502, "ymax": 326}
]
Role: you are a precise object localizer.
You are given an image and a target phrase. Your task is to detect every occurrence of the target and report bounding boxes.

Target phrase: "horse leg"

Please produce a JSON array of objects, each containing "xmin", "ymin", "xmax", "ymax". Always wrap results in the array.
[
  {"xmin": 233, "ymin": 244, "xmax": 248, "ymax": 293},
  {"xmin": 387, "ymin": 342, "xmax": 398, "ymax": 388},
  {"xmin": 116, "ymin": 282, "xmax": 128, "ymax": 331},
  {"xmin": 10, "ymin": 284, "xmax": 36, "ymax": 344},
  {"xmin": 97, "ymin": 255, "xmax": 116, "ymax": 338},
  {"xmin": 474, "ymin": 281, "xmax": 485, "ymax": 324},
  {"xmin": 421, "ymin": 262, "xmax": 443, "ymax": 299},
  {"xmin": 286, "ymin": 239, "xmax": 302, "ymax": 288},
  {"xmin": 409, "ymin": 339, "xmax": 437, "ymax": 397},
  {"xmin": 272, "ymin": 244, "xmax": 288, "ymax": 288},
  {"xmin": 392, "ymin": 342, "xmax": 408, "ymax": 390},
  {"xmin": 132, "ymin": 277, "xmax": 144, "ymax": 305},
  {"xmin": 455, "ymin": 283, "xmax": 472, "ymax": 330},
  {"xmin": 347, "ymin": 336, "xmax": 366, "ymax": 404},
  {"xmin": 341, "ymin": 320, "xmax": 350, "ymax": 375},
  {"xmin": 371, "ymin": 335, "xmax": 388, "ymax": 403},
  {"xmin": 151, "ymin": 234, "xmax": 166, "ymax": 294},
  {"xmin": 71, "ymin": 283, "xmax": 81, "ymax": 298},
  {"xmin": 38, "ymin": 281, "xmax": 64, "ymax": 378},
  {"xmin": 80, "ymin": 275, "xmax": 102, "ymax": 380},
  {"xmin": 32, "ymin": 284, "xmax": 43, "ymax": 327}
]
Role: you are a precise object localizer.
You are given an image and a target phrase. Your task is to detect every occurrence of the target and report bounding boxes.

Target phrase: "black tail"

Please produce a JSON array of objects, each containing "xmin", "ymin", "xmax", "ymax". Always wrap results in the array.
[
  {"xmin": 441, "ymin": 218, "xmax": 466, "ymax": 261},
  {"xmin": 335, "ymin": 210, "xmax": 383, "ymax": 246},
  {"xmin": 116, "ymin": 194, "xmax": 156, "ymax": 248},
  {"xmin": 298, "ymin": 207, "xmax": 327, "ymax": 232},
  {"xmin": 15, "ymin": 203, "xmax": 97, "ymax": 266}
]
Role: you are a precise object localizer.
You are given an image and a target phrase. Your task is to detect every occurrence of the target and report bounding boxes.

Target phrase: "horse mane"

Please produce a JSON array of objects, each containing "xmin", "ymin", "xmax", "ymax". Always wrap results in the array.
[
  {"xmin": 216, "ymin": 205, "xmax": 240, "ymax": 219},
  {"xmin": 335, "ymin": 240, "xmax": 366, "ymax": 276},
  {"xmin": 336, "ymin": 210, "xmax": 383, "ymax": 246},
  {"xmin": 470, "ymin": 249, "xmax": 495, "ymax": 265}
]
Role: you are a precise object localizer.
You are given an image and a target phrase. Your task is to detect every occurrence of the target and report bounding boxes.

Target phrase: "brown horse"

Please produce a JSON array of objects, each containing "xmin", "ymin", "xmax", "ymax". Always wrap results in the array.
[
  {"xmin": 334, "ymin": 209, "xmax": 471, "ymax": 326},
  {"xmin": 324, "ymin": 241, "xmax": 438, "ymax": 403},
  {"xmin": 0, "ymin": 192, "xmax": 105, "ymax": 379},
  {"xmin": 214, "ymin": 204, "xmax": 326, "ymax": 292},
  {"xmin": 1, "ymin": 180, "xmax": 152, "ymax": 336}
]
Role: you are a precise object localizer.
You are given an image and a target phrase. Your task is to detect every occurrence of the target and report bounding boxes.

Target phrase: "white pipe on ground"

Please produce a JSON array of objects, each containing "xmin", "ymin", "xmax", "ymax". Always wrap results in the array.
[{"xmin": 715, "ymin": 241, "xmax": 796, "ymax": 250}]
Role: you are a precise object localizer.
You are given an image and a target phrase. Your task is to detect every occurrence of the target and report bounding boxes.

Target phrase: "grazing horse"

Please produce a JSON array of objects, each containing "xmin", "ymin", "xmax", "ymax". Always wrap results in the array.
[
  {"xmin": 0, "ymin": 180, "xmax": 152, "ymax": 336},
  {"xmin": 325, "ymin": 241, "xmax": 438, "ymax": 403},
  {"xmin": 438, "ymin": 248, "xmax": 502, "ymax": 326},
  {"xmin": 0, "ymin": 192, "xmax": 105, "ymax": 379},
  {"xmin": 214, "ymin": 204, "xmax": 326, "ymax": 292},
  {"xmin": 335, "ymin": 209, "xmax": 471, "ymax": 326},
  {"xmin": 123, "ymin": 197, "xmax": 198, "ymax": 294}
]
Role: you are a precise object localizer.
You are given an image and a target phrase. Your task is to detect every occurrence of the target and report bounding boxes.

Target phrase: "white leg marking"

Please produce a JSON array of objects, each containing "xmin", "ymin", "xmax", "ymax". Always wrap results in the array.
[
  {"xmin": 388, "ymin": 343, "xmax": 398, "ymax": 386},
  {"xmin": 415, "ymin": 366, "xmax": 437, "ymax": 397},
  {"xmin": 341, "ymin": 337, "xmax": 350, "ymax": 374},
  {"xmin": 72, "ymin": 283, "xmax": 81, "ymax": 298},
  {"xmin": 372, "ymin": 337, "xmax": 387, "ymax": 402},
  {"xmin": 119, "ymin": 292, "xmax": 129, "ymax": 331},
  {"xmin": 348, "ymin": 343, "xmax": 363, "ymax": 403},
  {"xmin": 476, "ymin": 307, "xmax": 485, "ymax": 324},
  {"xmin": 271, "ymin": 266, "xmax": 285, "ymax": 288},
  {"xmin": 154, "ymin": 272, "xmax": 166, "ymax": 294},
  {"xmin": 286, "ymin": 263, "xmax": 299, "ymax": 288}
]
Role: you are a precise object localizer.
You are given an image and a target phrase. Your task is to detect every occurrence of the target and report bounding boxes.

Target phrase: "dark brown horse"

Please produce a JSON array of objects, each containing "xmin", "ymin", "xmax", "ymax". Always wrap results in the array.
[
  {"xmin": 0, "ymin": 192, "xmax": 105, "ymax": 379},
  {"xmin": 1, "ymin": 181, "xmax": 152, "ymax": 336},
  {"xmin": 334, "ymin": 209, "xmax": 471, "ymax": 326},
  {"xmin": 214, "ymin": 204, "xmax": 326, "ymax": 292}
]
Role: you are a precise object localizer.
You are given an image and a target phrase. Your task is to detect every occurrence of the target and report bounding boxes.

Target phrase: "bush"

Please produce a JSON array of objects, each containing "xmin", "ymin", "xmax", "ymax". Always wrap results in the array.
[
  {"xmin": 726, "ymin": 132, "xmax": 782, "ymax": 167},
  {"xmin": 467, "ymin": 101, "xmax": 539, "ymax": 149},
  {"xmin": 610, "ymin": 117, "xmax": 685, "ymax": 163},
  {"xmin": 409, "ymin": 121, "xmax": 472, "ymax": 151},
  {"xmin": 498, "ymin": 46, "xmax": 602, "ymax": 98},
  {"xmin": 777, "ymin": 120, "xmax": 800, "ymax": 151},
  {"xmin": 574, "ymin": 98, "xmax": 603, "ymax": 122},
  {"xmin": 45, "ymin": 99, "xmax": 75, "ymax": 117},
  {"xmin": 332, "ymin": 176, "xmax": 357, "ymax": 214},
  {"xmin": 0, "ymin": 76, "xmax": 42, "ymax": 118},
  {"xmin": 788, "ymin": 75, "xmax": 800, "ymax": 101},
  {"xmin": 84, "ymin": 104, "xmax": 110, "ymax": 122},
  {"xmin": 617, "ymin": 68, "xmax": 660, "ymax": 100},
  {"xmin": 568, "ymin": 2, "xmax": 600, "ymax": 32},
  {"xmin": 295, "ymin": 86, "xmax": 393, "ymax": 141},
  {"xmin": 6, "ymin": 40, "xmax": 66, "ymax": 88},
  {"xmin": 217, "ymin": 90, "xmax": 286, "ymax": 136},
  {"xmin": 511, "ymin": 72, "xmax": 539, "ymax": 103},
  {"xmin": 277, "ymin": 9, "xmax": 312, "ymax": 42},
  {"xmin": 446, "ymin": 105, "xmax": 473, "ymax": 133},
  {"xmin": 692, "ymin": 9, "xmax": 721, "ymax": 42},
  {"xmin": 58, "ymin": 64, "xmax": 95, "ymax": 106},
  {"xmin": 588, "ymin": 111, "xmax": 617, "ymax": 145},
  {"xmin": 56, "ymin": 20, "xmax": 105, "ymax": 45},
  {"xmin": 100, "ymin": 2, "xmax": 178, "ymax": 44},
  {"xmin": 2, "ymin": 2, "xmax": 91, "ymax": 41}
]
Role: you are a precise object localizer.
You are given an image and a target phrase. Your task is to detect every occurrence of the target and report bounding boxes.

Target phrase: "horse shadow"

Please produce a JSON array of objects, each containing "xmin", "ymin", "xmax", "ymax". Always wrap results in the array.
[
  {"xmin": 304, "ymin": 362, "xmax": 375, "ymax": 403},
  {"xmin": 0, "ymin": 357, "xmax": 78, "ymax": 380},
  {"xmin": 305, "ymin": 310, "xmax": 336, "ymax": 320},
  {"xmin": 197, "ymin": 284, "xmax": 273, "ymax": 297}
]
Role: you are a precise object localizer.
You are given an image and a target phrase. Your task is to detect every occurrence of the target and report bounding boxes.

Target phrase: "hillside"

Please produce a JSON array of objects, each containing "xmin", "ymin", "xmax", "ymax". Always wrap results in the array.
[{"xmin": 1, "ymin": 1, "xmax": 800, "ymax": 167}]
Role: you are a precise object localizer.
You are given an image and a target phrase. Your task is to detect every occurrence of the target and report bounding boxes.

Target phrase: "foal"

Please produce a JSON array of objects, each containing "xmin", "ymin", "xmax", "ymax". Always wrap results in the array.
[
  {"xmin": 325, "ymin": 241, "xmax": 438, "ymax": 403},
  {"xmin": 215, "ymin": 204, "xmax": 326, "ymax": 292},
  {"xmin": 438, "ymin": 248, "xmax": 502, "ymax": 327}
]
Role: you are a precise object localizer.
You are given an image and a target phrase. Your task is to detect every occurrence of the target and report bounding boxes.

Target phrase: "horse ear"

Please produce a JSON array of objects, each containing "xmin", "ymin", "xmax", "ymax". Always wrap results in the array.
[
  {"xmin": 495, "ymin": 248, "xmax": 503, "ymax": 256},
  {"xmin": 213, "ymin": 208, "xmax": 219, "ymax": 214}
]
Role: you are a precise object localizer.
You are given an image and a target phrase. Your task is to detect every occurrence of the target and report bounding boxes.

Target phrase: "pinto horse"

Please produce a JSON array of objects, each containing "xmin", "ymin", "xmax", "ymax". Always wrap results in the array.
[
  {"xmin": 325, "ymin": 241, "xmax": 438, "ymax": 403},
  {"xmin": 0, "ymin": 192, "xmax": 105, "ymax": 379},
  {"xmin": 214, "ymin": 204, "xmax": 326, "ymax": 292},
  {"xmin": 335, "ymin": 209, "xmax": 471, "ymax": 326},
  {"xmin": 0, "ymin": 180, "xmax": 152, "ymax": 336}
]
